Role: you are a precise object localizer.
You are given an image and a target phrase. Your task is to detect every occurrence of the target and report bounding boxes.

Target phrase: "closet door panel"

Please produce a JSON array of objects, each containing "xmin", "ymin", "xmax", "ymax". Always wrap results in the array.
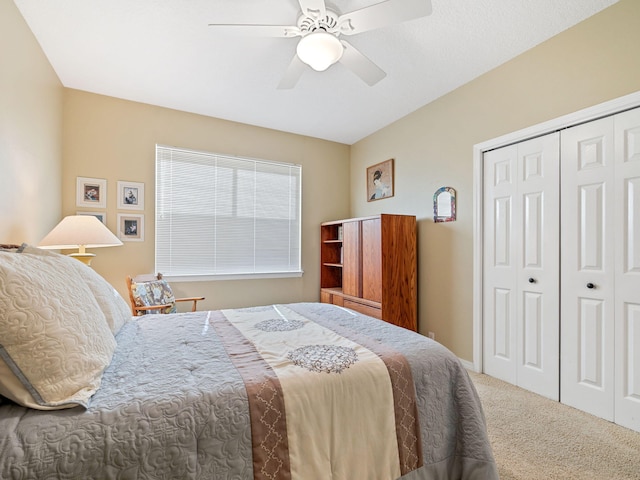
[
  {"xmin": 580, "ymin": 184, "xmax": 605, "ymax": 269},
  {"xmin": 623, "ymin": 178, "xmax": 640, "ymax": 272},
  {"xmin": 578, "ymin": 298, "xmax": 606, "ymax": 387},
  {"xmin": 493, "ymin": 288, "xmax": 513, "ymax": 358},
  {"xmin": 516, "ymin": 134, "xmax": 560, "ymax": 400},
  {"xmin": 522, "ymin": 292, "xmax": 542, "ymax": 367},
  {"xmin": 523, "ymin": 192, "xmax": 542, "ymax": 267},
  {"xmin": 483, "ymin": 146, "xmax": 518, "ymax": 384},
  {"xmin": 561, "ymin": 117, "xmax": 615, "ymax": 421},
  {"xmin": 614, "ymin": 107, "xmax": 640, "ymax": 431}
]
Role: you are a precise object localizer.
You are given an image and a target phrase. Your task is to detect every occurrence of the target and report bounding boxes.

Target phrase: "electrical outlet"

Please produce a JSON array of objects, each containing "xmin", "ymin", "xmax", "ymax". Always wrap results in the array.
[{"xmin": 428, "ymin": 331, "xmax": 435, "ymax": 340}]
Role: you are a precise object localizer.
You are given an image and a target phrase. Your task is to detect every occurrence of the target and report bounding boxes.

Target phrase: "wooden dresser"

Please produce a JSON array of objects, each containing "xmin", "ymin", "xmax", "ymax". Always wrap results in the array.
[{"xmin": 320, "ymin": 214, "xmax": 417, "ymax": 331}]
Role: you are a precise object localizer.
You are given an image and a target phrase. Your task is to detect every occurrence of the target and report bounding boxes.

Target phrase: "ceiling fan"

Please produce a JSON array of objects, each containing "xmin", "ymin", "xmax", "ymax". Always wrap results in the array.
[{"xmin": 209, "ymin": 0, "xmax": 433, "ymax": 89}]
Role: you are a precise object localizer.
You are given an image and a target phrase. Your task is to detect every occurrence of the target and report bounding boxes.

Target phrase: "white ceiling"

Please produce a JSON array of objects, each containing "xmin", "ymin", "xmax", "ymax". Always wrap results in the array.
[{"xmin": 14, "ymin": 0, "xmax": 618, "ymax": 145}]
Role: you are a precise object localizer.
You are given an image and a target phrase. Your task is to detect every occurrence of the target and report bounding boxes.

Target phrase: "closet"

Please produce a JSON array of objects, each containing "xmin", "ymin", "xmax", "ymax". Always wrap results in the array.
[{"xmin": 482, "ymin": 106, "xmax": 640, "ymax": 432}]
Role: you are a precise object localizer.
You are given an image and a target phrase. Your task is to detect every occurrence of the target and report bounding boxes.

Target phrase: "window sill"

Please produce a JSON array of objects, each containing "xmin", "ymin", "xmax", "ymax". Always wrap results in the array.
[{"xmin": 161, "ymin": 271, "xmax": 304, "ymax": 282}]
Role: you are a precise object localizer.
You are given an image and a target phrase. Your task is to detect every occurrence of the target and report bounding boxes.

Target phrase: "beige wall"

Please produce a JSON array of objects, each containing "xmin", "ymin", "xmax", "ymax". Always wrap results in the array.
[
  {"xmin": 350, "ymin": 0, "xmax": 640, "ymax": 361},
  {"xmin": 62, "ymin": 90, "xmax": 351, "ymax": 308},
  {"xmin": 0, "ymin": 0, "xmax": 63, "ymax": 243},
  {"xmin": 4, "ymin": 0, "xmax": 640, "ymax": 362}
]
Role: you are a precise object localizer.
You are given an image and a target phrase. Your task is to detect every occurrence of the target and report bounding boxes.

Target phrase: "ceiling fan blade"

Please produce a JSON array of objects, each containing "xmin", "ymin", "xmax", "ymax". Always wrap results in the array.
[
  {"xmin": 208, "ymin": 24, "xmax": 301, "ymax": 38},
  {"xmin": 339, "ymin": 40, "xmax": 386, "ymax": 86},
  {"xmin": 277, "ymin": 55, "xmax": 307, "ymax": 89},
  {"xmin": 297, "ymin": 0, "xmax": 326, "ymax": 18},
  {"xmin": 338, "ymin": 0, "xmax": 432, "ymax": 36}
]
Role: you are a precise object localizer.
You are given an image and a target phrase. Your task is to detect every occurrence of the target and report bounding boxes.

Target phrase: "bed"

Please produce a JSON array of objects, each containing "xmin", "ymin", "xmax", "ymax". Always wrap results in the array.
[{"xmin": 0, "ymin": 245, "xmax": 497, "ymax": 479}]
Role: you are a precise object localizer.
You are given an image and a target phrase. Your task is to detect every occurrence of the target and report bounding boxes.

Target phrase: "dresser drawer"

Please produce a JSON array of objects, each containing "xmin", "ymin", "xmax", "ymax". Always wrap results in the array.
[{"xmin": 343, "ymin": 299, "xmax": 382, "ymax": 319}]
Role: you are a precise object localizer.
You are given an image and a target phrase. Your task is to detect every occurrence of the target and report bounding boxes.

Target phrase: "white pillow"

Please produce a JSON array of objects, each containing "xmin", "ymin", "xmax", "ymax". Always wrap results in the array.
[
  {"xmin": 22, "ymin": 245, "xmax": 131, "ymax": 335},
  {"xmin": 0, "ymin": 247, "xmax": 116, "ymax": 409}
]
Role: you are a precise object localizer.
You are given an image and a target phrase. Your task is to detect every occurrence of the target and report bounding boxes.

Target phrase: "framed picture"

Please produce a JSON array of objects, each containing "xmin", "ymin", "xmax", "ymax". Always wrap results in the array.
[
  {"xmin": 366, "ymin": 159, "xmax": 394, "ymax": 201},
  {"xmin": 76, "ymin": 211, "xmax": 107, "ymax": 224},
  {"xmin": 117, "ymin": 181, "xmax": 144, "ymax": 210},
  {"xmin": 433, "ymin": 187, "xmax": 457, "ymax": 222},
  {"xmin": 117, "ymin": 213, "xmax": 144, "ymax": 242},
  {"xmin": 76, "ymin": 177, "xmax": 107, "ymax": 208}
]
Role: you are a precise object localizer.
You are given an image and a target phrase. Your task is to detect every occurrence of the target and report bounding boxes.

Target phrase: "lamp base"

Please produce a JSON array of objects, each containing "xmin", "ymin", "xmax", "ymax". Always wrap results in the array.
[{"xmin": 68, "ymin": 252, "xmax": 96, "ymax": 266}]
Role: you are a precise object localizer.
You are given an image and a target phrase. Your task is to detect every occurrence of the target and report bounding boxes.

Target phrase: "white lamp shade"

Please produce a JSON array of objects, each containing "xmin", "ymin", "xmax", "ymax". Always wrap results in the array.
[
  {"xmin": 39, "ymin": 215, "xmax": 123, "ymax": 250},
  {"xmin": 296, "ymin": 31, "xmax": 344, "ymax": 71}
]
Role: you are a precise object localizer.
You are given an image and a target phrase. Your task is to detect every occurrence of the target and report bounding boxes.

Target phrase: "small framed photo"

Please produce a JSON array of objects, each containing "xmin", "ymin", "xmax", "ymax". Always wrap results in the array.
[
  {"xmin": 366, "ymin": 159, "xmax": 394, "ymax": 201},
  {"xmin": 433, "ymin": 187, "xmax": 457, "ymax": 223},
  {"xmin": 117, "ymin": 213, "xmax": 144, "ymax": 242},
  {"xmin": 76, "ymin": 211, "xmax": 107, "ymax": 224},
  {"xmin": 117, "ymin": 181, "xmax": 144, "ymax": 210},
  {"xmin": 76, "ymin": 177, "xmax": 107, "ymax": 208}
]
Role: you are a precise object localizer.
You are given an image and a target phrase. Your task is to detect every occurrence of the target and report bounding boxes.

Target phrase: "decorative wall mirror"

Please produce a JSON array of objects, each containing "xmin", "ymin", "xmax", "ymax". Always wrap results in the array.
[{"xmin": 434, "ymin": 187, "xmax": 456, "ymax": 222}]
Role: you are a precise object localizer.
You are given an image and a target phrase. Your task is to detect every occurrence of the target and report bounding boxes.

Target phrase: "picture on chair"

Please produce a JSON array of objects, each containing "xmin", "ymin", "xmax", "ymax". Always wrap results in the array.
[{"xmin": 117, "ymin": 213, "xmax": 144, "ymax": 242}]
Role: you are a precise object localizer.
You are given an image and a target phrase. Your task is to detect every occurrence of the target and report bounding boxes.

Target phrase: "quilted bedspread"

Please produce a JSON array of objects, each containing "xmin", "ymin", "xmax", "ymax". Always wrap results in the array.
[{"xmin": 0, "ymin": 302, "xmax": 497, "ymax": 479}]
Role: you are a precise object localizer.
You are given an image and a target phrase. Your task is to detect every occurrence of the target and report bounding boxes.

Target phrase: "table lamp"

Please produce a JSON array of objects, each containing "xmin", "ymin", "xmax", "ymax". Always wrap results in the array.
[{"xmin": 39, "ymin": 215, "xmax": 123, "ymax": 266}]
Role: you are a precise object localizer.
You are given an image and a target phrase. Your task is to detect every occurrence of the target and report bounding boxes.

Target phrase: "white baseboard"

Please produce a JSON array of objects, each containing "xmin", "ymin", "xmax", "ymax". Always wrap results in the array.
[{"xmin": 459, "ymin": 358, "xmax": 476, "ymax": 371}]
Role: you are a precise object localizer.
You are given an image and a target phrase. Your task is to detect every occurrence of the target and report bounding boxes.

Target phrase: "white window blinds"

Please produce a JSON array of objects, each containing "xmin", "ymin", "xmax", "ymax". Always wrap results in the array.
[{"xmin": 156, "ymin": 145, "xmax": 302, "ymax": 278}]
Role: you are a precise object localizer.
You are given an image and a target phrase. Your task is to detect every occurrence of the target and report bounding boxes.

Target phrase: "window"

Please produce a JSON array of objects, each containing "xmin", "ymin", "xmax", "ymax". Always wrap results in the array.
[{"xmin": 156, "ymin": 145, "xmax": 302, "ymax": 279}]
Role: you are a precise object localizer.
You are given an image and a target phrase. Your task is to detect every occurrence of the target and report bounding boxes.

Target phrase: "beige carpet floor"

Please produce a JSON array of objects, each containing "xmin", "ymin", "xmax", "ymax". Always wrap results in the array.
[{"xmin": 468, "ymin": 371, "xmax": 640, "ymax": 480}]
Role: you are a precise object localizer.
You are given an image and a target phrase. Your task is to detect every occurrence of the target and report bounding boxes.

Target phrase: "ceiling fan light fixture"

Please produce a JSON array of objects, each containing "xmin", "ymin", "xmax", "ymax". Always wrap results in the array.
[{"xmin": 296, "ymin": 31, "xmax": 343, "ymax": 72}]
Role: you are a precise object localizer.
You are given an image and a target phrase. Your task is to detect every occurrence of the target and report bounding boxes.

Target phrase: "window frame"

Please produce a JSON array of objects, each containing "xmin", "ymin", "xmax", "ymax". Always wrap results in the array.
[{"xmin": 155, "ymin": 144, "xmax": 303, "ymax": 281}]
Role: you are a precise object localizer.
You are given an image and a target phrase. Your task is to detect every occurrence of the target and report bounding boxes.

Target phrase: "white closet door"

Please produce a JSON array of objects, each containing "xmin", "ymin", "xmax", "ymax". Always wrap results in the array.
[
  {"xmin": 484, "ymin": 145, "xmax": 519, "ymax": 384},
  {"xmin": 484, "ymin": 133, "xmax": 560, "ymax": 399},
  {"xmin": 561, "ymin": 117, "xmax": 616, "ymax": 421},
  {"xmin": 517, "ymin": 136, "xmax": 560, "ymax": 399},
  {"xmin": 614, "ymin": 107, "xmax": 640, "ymax": 432}
]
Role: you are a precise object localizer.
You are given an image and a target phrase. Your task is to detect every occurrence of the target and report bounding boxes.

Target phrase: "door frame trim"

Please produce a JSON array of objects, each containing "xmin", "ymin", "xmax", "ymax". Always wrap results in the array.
[{"xmin": 472, "ymin": 90, "xmax": 640, "ymax": 373}]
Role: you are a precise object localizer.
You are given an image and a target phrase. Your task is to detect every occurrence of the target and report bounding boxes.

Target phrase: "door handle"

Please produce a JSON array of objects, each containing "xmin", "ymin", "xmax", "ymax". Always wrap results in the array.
[
  {"xmin": 528, "ymin": 278, "xmax": 536, "ymax": 284},
  {"xmin": 586, "ymin": 283, "xmax": 595, "ymax": 289}
]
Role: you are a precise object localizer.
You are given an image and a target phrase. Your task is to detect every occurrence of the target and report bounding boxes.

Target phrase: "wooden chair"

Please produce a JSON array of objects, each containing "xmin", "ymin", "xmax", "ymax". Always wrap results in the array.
[{"xmin": 125, "ymin": 273, "xmax": 205, "ymax": 316}]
